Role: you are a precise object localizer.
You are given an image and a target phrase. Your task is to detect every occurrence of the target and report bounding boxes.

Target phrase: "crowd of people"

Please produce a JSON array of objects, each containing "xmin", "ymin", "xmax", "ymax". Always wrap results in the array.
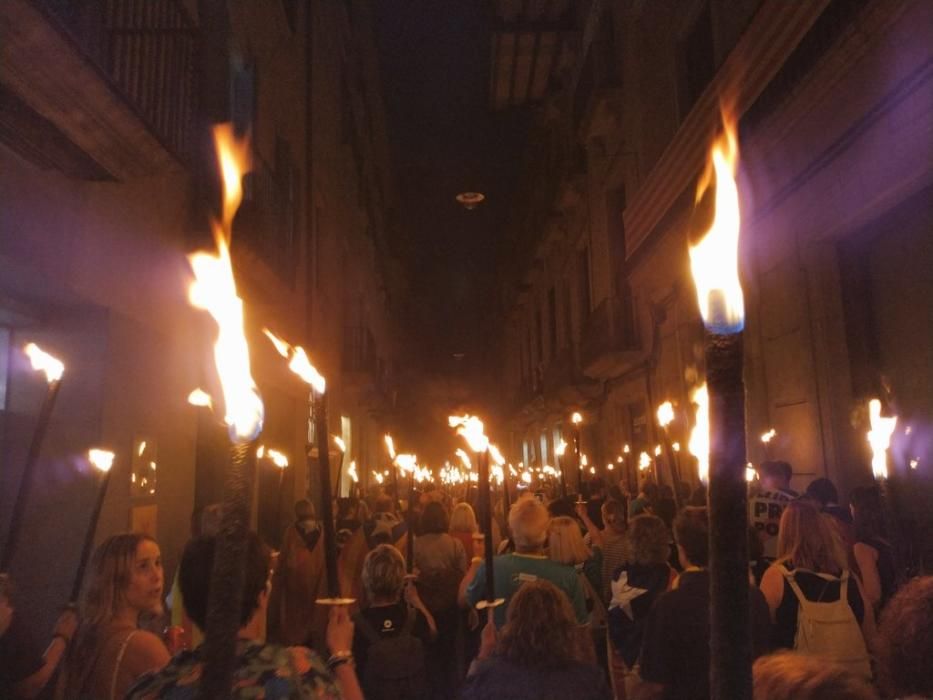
[{"xmin": 1, "ymin": 460, "xmax": 931, "ymax": 699}]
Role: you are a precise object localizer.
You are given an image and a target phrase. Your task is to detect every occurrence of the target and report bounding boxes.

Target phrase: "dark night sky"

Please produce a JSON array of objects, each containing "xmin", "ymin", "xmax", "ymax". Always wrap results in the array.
[{"xmin": 373, "ymin": 1, "xmax": 529, "ymax": 379}]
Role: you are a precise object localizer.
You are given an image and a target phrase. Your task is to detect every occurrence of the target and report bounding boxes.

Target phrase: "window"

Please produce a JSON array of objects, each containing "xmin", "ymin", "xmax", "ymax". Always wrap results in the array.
[
  {"xmin": 678, "ymin": 2, "xmax": 714, "ymax": 120},
  {"xmin": 547, "ymin": 287, "xmax": 558, "ymax": 358},
  {"xmin": 230, "ymin": 57, "xmax": 256, "ymax": 136}
]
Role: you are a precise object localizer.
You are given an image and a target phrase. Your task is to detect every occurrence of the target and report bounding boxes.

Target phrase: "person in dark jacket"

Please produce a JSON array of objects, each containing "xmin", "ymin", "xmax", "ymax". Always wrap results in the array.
[
  {"xmin": 460, "ymin": 579, "xmax": 610, "ymax": 700},
  {"xmin": 637, "ymin": 508, "xmax": 771, "ymax": 700}
]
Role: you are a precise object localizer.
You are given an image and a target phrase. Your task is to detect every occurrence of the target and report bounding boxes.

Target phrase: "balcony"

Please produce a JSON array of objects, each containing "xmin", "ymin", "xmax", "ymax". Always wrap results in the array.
[
  {"xmin": 580, "ymin": 295, "xmax": 640, "ymax": 379},
  {"xmin": 0, "ymin": 0, "xmax": 198, "ymax": 179}
]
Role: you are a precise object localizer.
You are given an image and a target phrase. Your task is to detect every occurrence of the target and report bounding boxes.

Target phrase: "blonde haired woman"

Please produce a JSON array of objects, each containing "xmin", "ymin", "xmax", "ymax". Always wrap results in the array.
[
  {"xmin": 549, "ymin": 515, "xmax": 606, "ymax": 666},
  {"xmin": 760, "ymin": 500, "xmax": 874, "ymax": 677},
  {"xmin": 449, "ymin": 502, "xmax": 479, "ymax": 557},
  {"xmin": 59, "ymin": 533, "xmax": 170, "ymax": 699}
]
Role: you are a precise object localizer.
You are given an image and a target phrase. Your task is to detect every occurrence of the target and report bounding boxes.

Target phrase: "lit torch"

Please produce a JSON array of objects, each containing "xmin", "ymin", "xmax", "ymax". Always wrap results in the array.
[
  {"xmin": 688, "ymin": 108, "xmax": 750, "ymax": 699},
  {"xmin": 333, "ymin": 435, "xmax": 347, "ymax": 499},
  {"xmin": 555, "ymin": 439, "xmax": 568, "ymax": 498},
  {"xmin": 489, "ymin": 443, "xmax": 510, "ymax": 513},
  {"xmin": 688, "ymin": 383, "xmax": 710, "ymax": 485},
  {"xmin": 571, "ymin": 411, "xmax": 583, "ymax": 494},
  {"xmin": 70, "ymin": 449, "xmax": 115, "ymax": 601},
  {"xmin": 867, "ymin": 399, "xmax": 897, "ymax": 480},
  {"xmin": 449, "ymin": 415, "xmax": 502, "ymax": 611},
  {"xmin": 187, "ymin": 388, "xmax": 213, "ymax": 409},
  {"xmin": 1, "ymin": 343, "xmax": 66, "ymax": 572},
  {"xmin": 188, "ymin": 124, "xmax": 265, "ymax": 698},
  {"xmin": 656, "ymin": 401, "xmax": 684, "ymax": 508},
  {"xmin": 394, "ymin": 453, "xmax": 418, "ymax": 572},
  {"xmin": 258, "ymin": 448, "xmax": 289, "ymax": 546},
  {"xmin": 263, "ymin": 329, "xmax": 348, "ymax": 607}
]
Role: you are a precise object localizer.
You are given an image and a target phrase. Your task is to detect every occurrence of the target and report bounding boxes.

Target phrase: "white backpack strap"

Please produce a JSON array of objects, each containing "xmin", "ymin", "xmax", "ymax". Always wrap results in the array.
[
  {"xmin": 838, "ymin": 570, "xmax": 850, "ymax": 604},
  {"xmin": 778, "ymin": 566, "xmax": 810, "ymax": 608}
]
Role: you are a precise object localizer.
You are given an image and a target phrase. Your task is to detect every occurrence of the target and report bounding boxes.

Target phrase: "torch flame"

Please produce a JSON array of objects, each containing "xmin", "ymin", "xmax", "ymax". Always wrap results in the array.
[
  {"xmin": 689, "ymin": 110, "xmax": 745, "ymax": 334},
  {"xmin": 657, "ymin": 401, "xmax": 675, "ymax": 428},
  {"xmin": 263, "ymin": 330, "xmax": 326, "ymax": 394},
  {"xmin": 638, "ymin": 452, "xmax": 651, "ymax": 471},
  {"xmin": 187, "ymin": 388, "xmax": 213, "ymax": 408},
  {"xmin": 623, "ymin": 444, "xmax": 631, "ymax": 454},
  {"xmin": 455, "ymin": 448, "xmax": 472, "ymax": 471},
  {"xmin": 395, "ymin": 453, "xmax": 418, "ymax": 474},
  {"xmin": 448, "ymin": 414, "xmax": 489, "ymax": 453},
  {"xmin": 214, "ymin": 123, "xmax": 251, "ymax": 236},
  {"xmin": 761, "ymin": 428, "xmax": 777, "ymax": 444},
  {"xmin": 688, "ymin": 383, "xmax": 710, "ymax": 483},
  {"xmin": 188, "ymin": 126, "xmax": 262, "ymax": 443},
  {"xmin": 88, "ymin": 448, "xmax": 115, "ymax": 473},
  {"xmin": 333, "ymin": 436, "xmax": 346, "ymax": 453},
  {"xmin": 384, "ymin": 435, "xmax": 397, "ymax": 460},
  {"xmin": 488, "ymin": 444, "xmax": 506, "ymax": 466},
  {"xmin": 867, "ymin": 399, "xmax": 897, "ymax": 479},
  {"xmin": 555, "ymin": 440, "xmax": 568, "ymax": 458},
  {"xmin": 571, "ymin": 412, "xmax": 583, "ymax": 425},
  {"xmin": 521, "ymin": 471, "xmax": 532, "ymax": 484},
  {"xmin": 348, "ymin": 461, "xmax": 359, "ymax": 482},
  {"xmin": 24, "ymin": 343, "xmax": 64, "ymax": 383},
  {"xmin": 266, "ymin": 448, "xmax": 289, "ymax": 469}
]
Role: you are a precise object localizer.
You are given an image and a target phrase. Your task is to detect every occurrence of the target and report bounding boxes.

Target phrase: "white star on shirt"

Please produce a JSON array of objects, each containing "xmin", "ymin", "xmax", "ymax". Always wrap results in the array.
[{"xmin": 609, "ymin": 571, "xmax": 648, "ymax": 620}]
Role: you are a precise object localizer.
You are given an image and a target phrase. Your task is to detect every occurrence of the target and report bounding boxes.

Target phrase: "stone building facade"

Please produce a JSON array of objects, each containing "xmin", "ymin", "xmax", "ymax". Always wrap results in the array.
[
  {"xmin": 0, "ymin": 0, "xmax": 401, "ymax": 632},
  {"xmin": 496, "ymin": 0, "xmax": 932, "ymax": 502}
]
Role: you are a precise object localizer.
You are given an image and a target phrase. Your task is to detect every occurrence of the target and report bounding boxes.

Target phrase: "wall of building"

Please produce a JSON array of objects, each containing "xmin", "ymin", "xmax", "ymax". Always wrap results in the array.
[{"xmin": 498, "ymin": 0, "xmax": 933, "ymax": 501}]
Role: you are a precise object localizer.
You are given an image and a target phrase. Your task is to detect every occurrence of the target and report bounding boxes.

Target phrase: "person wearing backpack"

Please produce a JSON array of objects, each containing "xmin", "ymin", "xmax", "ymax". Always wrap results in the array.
[
  {"xmin": 760, "ymin": 500, "xmax": 876, "ymax": 679},
  {"xmin": 352, "ymin": 544, "xmax": 437, "ymax": 700}
]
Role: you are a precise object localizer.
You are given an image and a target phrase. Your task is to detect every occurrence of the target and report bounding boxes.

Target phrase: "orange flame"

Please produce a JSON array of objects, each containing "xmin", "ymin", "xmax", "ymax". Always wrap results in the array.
[
  {"xmin": 263, "ymin": 329, "xmax": 326, "ymax": 394},
  {"xmin": 395, "ymin": 453, "xmax": 418, "ymax": 474},
  {"xmin": 188, "ymin": 126, "xmax": 262, "ymax": 443},
  {"xmin": 689, "ymin": 110, "xmax": 745, "ymax": 334},
  {"xmin": 384, "ymin": 435, "xmax": 397, "ymax": 460},
  {"xmin": 88, "ymin": 448, "xmax": 115, "ymax": 473},
  {"xmin": 24, "ymin": 343, "xmax": 64, "ymax": 383},
  {"xmin": 333, "ymin": 435, "xmax": 346, "ymax": 453},
  {"xmin": 555, "ymin": 440, "xmax": 568, "ymax": 458},
  {"xmin": 657, "ymin": 401, "xmax": 675, "ymax": 428},
  {"xmin": 867, "ymin": 399, "xmax": 897, "ymax": 479},
  {"xmin": 214, "ymin": 123, "xmax": 251, "ymax": 238},
  {"xmin": 488, "ymin": 444, "xmax": 506, "ymax": 466},
  {"xmin": 448, "ymin": 414, "xmax": 489, "ymax": 453},
  {"xmin": 264, "ymin": 448, "xmax": 289, "ymax": 469},
  {"xmin": 187, "ymin": 388, "xmax": 213, "ymax": 408},
  {"xmin": 688, "ymin": 383, "xmax": 710, "ymax": 483},
  {"xmin": 638, "ymin": 452, "xmax": 651, "ymax": 471},
  {"xmin": 455, "ymin": 448, "xmax": 472, "ymax": 471}
]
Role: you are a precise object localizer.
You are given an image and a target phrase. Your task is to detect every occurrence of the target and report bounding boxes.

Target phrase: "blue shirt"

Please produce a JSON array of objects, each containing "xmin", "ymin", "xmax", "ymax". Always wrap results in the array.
[{"xmin": 465, "ymin": 553, "xmax": 588, "ymax": 627}]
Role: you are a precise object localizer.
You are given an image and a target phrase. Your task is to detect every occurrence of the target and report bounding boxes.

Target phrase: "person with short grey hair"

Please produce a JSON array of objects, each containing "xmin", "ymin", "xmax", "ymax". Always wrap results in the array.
[{"xmin": 460, "ymin": 495, "xmax": 587, "ymax": 628}]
